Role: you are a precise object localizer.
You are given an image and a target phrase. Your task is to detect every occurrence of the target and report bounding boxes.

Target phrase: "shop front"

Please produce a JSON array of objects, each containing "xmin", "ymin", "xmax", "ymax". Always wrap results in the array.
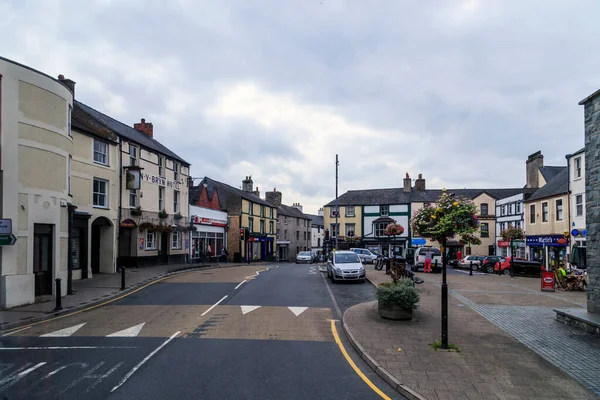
[
  {"xmin": 189, "ymin": 206, "xmax": 228, "ymax": 262},
  {"xmin": 363, "ymin": 238, "xmax": 408, "ymax": 258},
  {"xmin": 248, "ymin": 235, "xmax": 275, "ymax": 261},
  {"xmin": 498, "ymin": 240, "xmax": 526, "ymax": 258},
  {"xmin": 526, "ymin": 235, "xmax": 568, "ymax": 270}
]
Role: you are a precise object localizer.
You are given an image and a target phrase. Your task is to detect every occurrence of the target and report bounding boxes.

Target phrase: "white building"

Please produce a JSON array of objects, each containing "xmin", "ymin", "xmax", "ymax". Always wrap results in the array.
[
  {"xmin": 495, "ymin": 193, "xmax": 527, "ymax": 258},
  {"xmin": 567, "ymin": 148, "xmax": 586, "ymax": 265},
  {"xmin": 307, "ymin": 208, "xmax": 325, "ymax": 253},
  {"xmin": 189, "ymin": 205, "xmax": 228, "ymax": 261}
]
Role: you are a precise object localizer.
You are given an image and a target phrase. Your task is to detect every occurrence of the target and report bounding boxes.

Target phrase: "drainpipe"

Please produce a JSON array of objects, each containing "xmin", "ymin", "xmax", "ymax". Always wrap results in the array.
[
  {"xmin": 565, "ymin": 153, "xmax": 571, "ymax": 268},
  {"xmin": 67, "ymin": 204, "xmax": 76, "ymax": 294}
]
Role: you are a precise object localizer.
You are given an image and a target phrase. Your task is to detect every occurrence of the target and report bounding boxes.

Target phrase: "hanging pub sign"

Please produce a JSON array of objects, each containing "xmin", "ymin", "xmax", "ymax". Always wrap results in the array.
[
  {"xmin": 125, "ymin": 168, "xmax": 142, "ymax": 190},
  {"xmin": 120, "ymin": 219, "xmax": 137, "ymax": 228}
]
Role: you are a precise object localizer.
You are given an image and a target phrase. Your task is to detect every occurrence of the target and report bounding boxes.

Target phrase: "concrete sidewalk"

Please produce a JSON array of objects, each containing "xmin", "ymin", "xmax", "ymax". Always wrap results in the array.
[
  {"xmin": 342, "ymin": 266, "xmax": 599, "ymax": 400},
  {"xmin": 0, "ymin": 261, "xmax": 243, "ymax": 331}
]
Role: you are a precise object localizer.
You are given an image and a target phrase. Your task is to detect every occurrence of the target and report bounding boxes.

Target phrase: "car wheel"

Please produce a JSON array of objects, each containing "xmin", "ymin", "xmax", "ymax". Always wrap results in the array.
[
  {"xmin": 503, "ymin": 269, "xmax": 511, "ymax": 275},
  {"xmin": 486, "ymin": 265, "xmax": 494, "ymax": 274},
  {"xmin": 471, "ymin": 264, "xmax": 478, "ymax": 272}
]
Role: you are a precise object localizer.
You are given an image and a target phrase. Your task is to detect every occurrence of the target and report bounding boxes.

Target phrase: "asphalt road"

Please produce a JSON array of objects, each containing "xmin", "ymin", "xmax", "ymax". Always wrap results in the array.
[{"xmin": 0, "ymin": 263, "xmax": 406, "ymax": 400}]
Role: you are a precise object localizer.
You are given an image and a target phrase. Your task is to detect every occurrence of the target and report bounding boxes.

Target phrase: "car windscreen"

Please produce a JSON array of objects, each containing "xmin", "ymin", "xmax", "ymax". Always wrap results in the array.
[
  {"xmin": 335, "ymin": 253, "xmax": 361, "ymax": 263},
  {"xmin": 418, "ymin": 248, "xmax": 441, "ymax": 256},
  {"xmin": 298, "ymin": 252, "xmax": 311, "ymax": 256}
]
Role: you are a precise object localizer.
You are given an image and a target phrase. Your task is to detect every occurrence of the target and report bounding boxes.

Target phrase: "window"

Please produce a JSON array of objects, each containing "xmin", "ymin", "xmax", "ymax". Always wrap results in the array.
[
  {"xmin": 284, "ymin": 217, "xmax": 288, "ymax": 225},
  {"xmin": 269, "ymin": 208, "xmax": 273, "ymax": 219},
  {"xmin": 297, "ymin": 218, "xmax": 300, "ymax": 226},
  {"xmin": 269, "ymin": 221, "xmax": 274, "ymax": 234},
  {"xmin": 94, "ymin": 140, "xmax": 109, "ymax": 165},
  {"xmin": 317, "ymin": 238, "xmax": 321, "ymax": 247},
  {"xmin": 93, "ymin": 178, "xmax": 108, "ymax": 207},
  {"xmin": 345, "ymin": 223, "xmax": 355, "ymax": 236},
  {"xmin": 380, "ymin": 205, "xmax": 389, "ymax": 216},
  {"xmin": 171, "ymin": 230, "xmax": 181, "ymax": 249},
  {"xmin": 284, "ymin": 229, "xmax": 288, "ymax": 240},
  {"xmin": 509, "ymin": 203, "xmax": 514, "ymax": 215},
  {"xmin": 68, "ymin": 105, "xmax": 72, "ymax": 136},
  {"xmin": 249, "ymin": 202, "xmax": 253, "ymax": 215},
  {"xmin": 516, "ymin": 221, "xmax": 522, "ymax": 229},
  {"xmin": 145, "ymin": 231, "xmax": 156, "ymax": 250},
  {"xmin": 129, "ymin": 145, "xmax": 138, "ymax": 166},
  {"xmin": 542, "ymin": 202, "xmax": 549, "ymax": 222},
  {"xmin": 303, "ymin": 231, "xmax": 307, "ymax": 240},
  {"xmin": 174, "ymin": 190, "xmax": 180, "ymax": 213},
  {"xmin": 375, "ymin": 222, "xmax": 388, "ymax": 237},
  {"xmin": 501, "ymin": 206, "xmax": 506, "ymax": 216},
  {"xmin": 129, "ymin": 190, "xmax": 137, "ymax": 207},
  {"xmin": 480, "ymin": 223, "xmax": 489, "ymax": 237},
  {"xmin": 556, "ymin": 199, "xmax": 563, "ymax": 221},
  {"xmin": 575, "ymin": 157, "xmax": 581, "ymax": 179},
  {"xmin": 173, "ymin": 162, "xmax": 179, "ymax": 181},
  {"xmin": 158, "ymin": 156, "xmax": 165, "ymax": 177},
  {"xmin": 480, "ymin": 203, "xmax": 488, "ymax": 216},
  {"xmin": 67, "ymin": 156, "xmax": 71, "ymax": 194},
  {"xmin": 296, "ymin": 231, "xmax": 299, "ymax": 240},
  {"xmin": 249, "ymin": 218, "xmax": 254, "ymax": 233},
  {"xmin": 530, "ymin": 204, "xmax": 536, "ymax": 224},
  {"xmin": 260, "ymin": 220, "xmax": 265, "ymax": 234},
  {"xmin": 330, "ymin": 223, "xmax": 339, "ymax": 237},
  {"xmin": 260, "ymin": 206, "xmax": 264, "ymax": 217},
  {"xmin": 576, "ymin": 194, "xmax": 583, "ymax": 216},
  {"xmin": 516, "ymin": 202, "xmax": 521, "ymax": 214},
  {"xmin": 345, "ymin": 206, "xmax": 355, "ymax": 217},
  {"xmin": 308, "ymin": 231, "xmax": 311, "ymax": 240},
  {"xmin": 159, "ymin": 187, "xmax": 164, "ymax": 211}
]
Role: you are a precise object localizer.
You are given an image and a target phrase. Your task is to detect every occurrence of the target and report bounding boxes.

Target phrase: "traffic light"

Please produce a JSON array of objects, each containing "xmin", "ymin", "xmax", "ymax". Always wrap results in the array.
[{"xmin": 240, "ymin": 228, "xmax": 245, "ymax": 241}]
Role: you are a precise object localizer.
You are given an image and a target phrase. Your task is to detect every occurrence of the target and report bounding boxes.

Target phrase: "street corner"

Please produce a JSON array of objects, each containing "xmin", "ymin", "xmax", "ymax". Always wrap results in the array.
[{"xmin": 183, "ymin": 305, "xmax": 334, "ymax": 342}]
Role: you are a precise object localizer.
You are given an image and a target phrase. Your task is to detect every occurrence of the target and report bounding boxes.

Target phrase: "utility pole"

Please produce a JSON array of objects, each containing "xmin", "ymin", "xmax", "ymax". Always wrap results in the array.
[{"xmin": 335, "ymin": 154, "xmax": 339, "ymax": 251}]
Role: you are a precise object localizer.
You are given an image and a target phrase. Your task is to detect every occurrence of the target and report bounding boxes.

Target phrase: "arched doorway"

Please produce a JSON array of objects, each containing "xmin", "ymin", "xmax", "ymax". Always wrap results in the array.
[{"xmin": 91, "ymin": 217, "xmax": 114, "ymax": 274}]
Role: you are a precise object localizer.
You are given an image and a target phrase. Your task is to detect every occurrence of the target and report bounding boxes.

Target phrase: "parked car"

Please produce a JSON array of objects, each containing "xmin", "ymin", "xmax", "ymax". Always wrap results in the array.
[
  {"xmin": 296, "ymin": 251, "xmax": 313, "ymax": 264},
  {"xmin": 350, "ymin": 248, "xmax": 378, "ymax": 264},
  {"xmin": 458, "ymin": 255, "xmax": 485, "ymax": 271},
  {"xmin": 494, "ymin": 257, "xmax": 542, "ymax": 277},
  {"xmin": 327, "ymin": 251, "xmax": 366, "ymax": 283},
  {"xmin": 482, "ymin": 256, "xmax": 505, "ymax": 273},
  {"xmin": 413, "ymin": 247, "xmax": 443, "ymax": 272}
]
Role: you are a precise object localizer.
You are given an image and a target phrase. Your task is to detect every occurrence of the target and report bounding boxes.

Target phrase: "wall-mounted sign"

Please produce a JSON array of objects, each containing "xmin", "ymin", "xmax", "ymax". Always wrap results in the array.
[
  {"xmin": 125, "ymin": 169, "xmax": 142, "ymax": 190},
  {"xmin": 571, "ymin": 229, "xmax": 579, "ymax": 237},
  {"xmin": 526, "ymin": 235, "xmax": 568, "ymax": 247},
  {"xmin": 0, "ymin": 219, "xmax": 12, "ymax": 235},
  {"xmin": 120, "ymin": 219, "xmax": 138, "ymax": 228},
  {"xmin": 142, "ymin": 173, "xmax": 181, "ymax": 190},
  {"xmin": 193, "ymin": 216, "xmax": 227, "ymax": 227},
  {"xmin": 138, "ymin": 237, "xmax": 145, "ymax": 250},
  {"xmin": 497, "ymin": 241, "xmax": 510, "ymax": 247}
]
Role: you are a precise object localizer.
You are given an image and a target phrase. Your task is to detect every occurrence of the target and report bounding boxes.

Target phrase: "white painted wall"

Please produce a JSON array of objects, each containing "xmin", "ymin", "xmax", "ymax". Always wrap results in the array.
[
  {"xmin": 568, "ymin": 152, "xmax": 586, "ymax": 245},
  {"xmin": 495, "ymin": 193, "xmax": 525, "ymax": 256},
  {"xmin": 363, "ymin": 215, "xmax": 409, "ymax": 238},
  {"xmin": 364, "ymin": 206, "xmax": 379, "ymax": 214}
]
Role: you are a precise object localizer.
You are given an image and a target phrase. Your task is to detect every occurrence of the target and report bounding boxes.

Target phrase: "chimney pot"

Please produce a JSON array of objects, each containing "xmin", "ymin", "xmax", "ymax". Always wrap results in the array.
[
  {"xmin": 57, "ymin": 74, "xmax": 76, "ymax": 96},
  {"xmin": 134, "ymin": 118, "xmax": 153, "ymax": 138},
  {"xmin": 415, "ymin": 174, "xmax": 426, "ymax": 191}
]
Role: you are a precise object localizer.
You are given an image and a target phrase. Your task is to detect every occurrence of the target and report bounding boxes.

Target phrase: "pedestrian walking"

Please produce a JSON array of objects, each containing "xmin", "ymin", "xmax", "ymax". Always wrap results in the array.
[
  {"xmin": 220, "ymin": 245, "xmax": 228, "ymax": 262},
  {"xmin": 424, "ymin": 248, "xmax": 433, "ymax": 273}
]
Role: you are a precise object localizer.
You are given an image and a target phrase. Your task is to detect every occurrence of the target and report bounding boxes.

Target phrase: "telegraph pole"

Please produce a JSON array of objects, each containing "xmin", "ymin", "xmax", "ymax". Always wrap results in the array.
[{"xmin": 335, "ymin": 154, "xmax": 339, "ymax": 251}]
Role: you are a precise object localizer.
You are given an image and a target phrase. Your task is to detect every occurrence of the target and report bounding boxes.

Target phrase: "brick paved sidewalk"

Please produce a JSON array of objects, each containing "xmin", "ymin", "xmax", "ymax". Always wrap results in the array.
[
  {"xmin": 0, "ymin": 261, "xmax": 242, "ymax": 330},
  {"xmin": 342, "ymin": 267, "xmax": 598, "ymax": 400}
]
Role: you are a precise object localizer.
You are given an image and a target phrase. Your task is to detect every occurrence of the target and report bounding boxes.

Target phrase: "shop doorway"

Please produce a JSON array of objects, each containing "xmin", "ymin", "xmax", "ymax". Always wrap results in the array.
[
  {"xmin": 33, "ymin": 224, "xmax": 54, "ymax": 297},
  {"xmin": 92, "ymin": 217, "xmax": 114, "ymax": 274},
  {"xmin": 160, "ymin": 232, "xmax": 169, "ymax": 264}
]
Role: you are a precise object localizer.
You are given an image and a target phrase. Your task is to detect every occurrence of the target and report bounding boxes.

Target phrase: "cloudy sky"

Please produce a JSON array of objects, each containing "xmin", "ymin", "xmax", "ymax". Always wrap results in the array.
[{"xmin": 2, "ymin": 0, "xmax": 598, "ymax": 214}]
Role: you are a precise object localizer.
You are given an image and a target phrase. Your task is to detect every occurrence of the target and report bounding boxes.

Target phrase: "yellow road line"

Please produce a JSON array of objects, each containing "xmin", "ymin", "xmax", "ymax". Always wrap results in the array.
[
  {"xmin": 0, "ymin": 272, "xmax": 186, "ymax": 335},
  {"xmin": 330, "ymin": 320, "xmax": 391, "ymax": 400}
]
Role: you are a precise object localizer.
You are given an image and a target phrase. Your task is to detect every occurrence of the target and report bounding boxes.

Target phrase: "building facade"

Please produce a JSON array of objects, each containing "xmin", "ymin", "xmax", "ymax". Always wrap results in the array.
[
  {"xmin": 495, "ymin": 193, "xmax": 530, "ymax": 258},
  {"xmin": 307, "ymin": 208, "xmax": 325, "ymax": 253},
  {"xmin": 265, "ymin": 189, "xmax": 311, "ymax": 261},
  {"xmin": 567, "ymin": 148, "xmax": 587, "ymax": 266},
  {"xmin": 189, "ymin": 204, "xmax": 228, "ymax": 261},
  {"xmin": 0, "ymin": 57, "xmax": 74, "ymax": 307}
]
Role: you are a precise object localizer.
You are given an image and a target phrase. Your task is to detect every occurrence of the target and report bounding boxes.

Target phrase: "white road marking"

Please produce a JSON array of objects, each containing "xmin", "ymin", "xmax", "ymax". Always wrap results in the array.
[
  {"xmin": 1, "ymin": 326, "xmax": 31, "ymax": 336},
  {"xmin": 240, "ymin": 305, "xmax": 261, "ymax": 315},
  {"xmin": 0, "ymin": 362, "xmax": 46, "ymax": 389},
  {"xmin": 201, "ymin": 295, "xmax": 228, "ymax": 316},
  {"xmin": 111, "ymin": 331, "xmax": 180, "ymax": 393},
  {"xmin": 41, "ymin": 323, "xmax": 86, "ymax": 337},
  {"xmin": 453, "ymin": 269, "xmax": 487, "ymax": 276},
  {"xmin": 288, "ymin": 307, "xmax": 308, "ymax": 316},
  {"xmin": 234, "ymin": 280, "xmax": 247, "ymax": 290},
  {"xmin": 107, "ymin": 323, "xmax": 146, "ymax": 337},
  {"xmin": 0, "ymin": 346, "xmax": 137, "ymax": 350}
]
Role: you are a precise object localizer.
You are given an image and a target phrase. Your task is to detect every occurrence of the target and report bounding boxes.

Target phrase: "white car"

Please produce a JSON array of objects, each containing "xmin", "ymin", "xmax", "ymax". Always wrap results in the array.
[
  {"xmin": 327, "ymin": 251, "xmax": 366, "ymax": 283},
  {"xmin": 296, "ymin": 251, "xmax": 313, "ymax": 264},
  {"xmin": 413, "ymin": 247, "xmax": 442, "ymax": 272},
  {"xmin": 350, "ymin": 248, "xmax": 378, "ymax": 264}
]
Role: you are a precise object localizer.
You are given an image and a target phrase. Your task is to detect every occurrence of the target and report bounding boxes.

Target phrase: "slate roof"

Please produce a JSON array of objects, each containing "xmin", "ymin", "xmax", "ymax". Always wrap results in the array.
[
  {"xmin": 306, "ymin": 214, "xmax": 325, "ymax": 227},
  {"xmin": 325, "ymin": 188, "xmax": 412, "ymax": 207},
  {"xmin": 71, "ymin": 105, "xmax": 119, "ymax": 143},
  {"xmin": 200, "ymin": 177, "xmax": 274, "ymax": 208},
  {"xmin": 526, "ymin": 167, "xmax": 569, "ymax": 202},
  {"xmin": 539, "ymin": 166, "xmax": 565, "ymax": 184},
  {"xmin": 75, "ymin": 101, "xmax": 189, "ymax": 165},
  {"xmin": 567, "ymin": 148, "xmax": 585, "ymax": 158},
  {"xmin": 277, "ymin": 204, "xmax": 311, "ymax": 220}
]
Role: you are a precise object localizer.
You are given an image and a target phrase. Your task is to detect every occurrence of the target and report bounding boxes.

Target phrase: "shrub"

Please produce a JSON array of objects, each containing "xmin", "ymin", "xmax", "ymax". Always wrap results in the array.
[{"xmin": 376, "ymin": 281, "xmax": 420, "ymax": 310}]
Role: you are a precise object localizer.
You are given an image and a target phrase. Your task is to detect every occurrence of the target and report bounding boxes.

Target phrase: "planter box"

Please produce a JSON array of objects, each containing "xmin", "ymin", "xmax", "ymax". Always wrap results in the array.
[{"xmin": 378, "ymin": 303, "xmax": 412, "ymax": 320}]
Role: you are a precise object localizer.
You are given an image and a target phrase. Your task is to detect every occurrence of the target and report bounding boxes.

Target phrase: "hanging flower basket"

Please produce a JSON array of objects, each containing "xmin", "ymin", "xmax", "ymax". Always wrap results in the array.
[
  {"xmin": 158, "ymin": 210, "xmax": 168, "ymax": 219},
  {"xmin": 131, "ymin": 206, "xmax": 143, "ymax": 216},
  {"xmin": 385, "ymin": 223, "xmax": 405, "ymax": 236},
  {"xmin": 174, "ymin": 213, "xmax": 183, "ymax": 221},
  {"xmin": 501, "ymin": 227, "xmax": 525, "ymax": 242},
  {"xmin": 139, "ymin": 221, "xmax": 155, "ymax": 232}
]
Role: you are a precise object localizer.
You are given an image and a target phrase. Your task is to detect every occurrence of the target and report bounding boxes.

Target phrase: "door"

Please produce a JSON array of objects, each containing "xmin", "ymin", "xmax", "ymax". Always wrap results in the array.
[
  {"xmin": 33, "ymin": 224, "xmax": 53, "ymax": 296},
  {"xmin": 160, "ymin": 232, "xmax": 169, "ymax": 263},
  {"xmin": 91, "ymin": 225, "xmax": 100, "ymax": 274}
]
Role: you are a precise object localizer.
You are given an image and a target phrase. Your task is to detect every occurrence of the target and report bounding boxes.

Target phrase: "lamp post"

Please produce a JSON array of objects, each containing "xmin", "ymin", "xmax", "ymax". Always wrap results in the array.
[
  {"xmin": 335, "ymin": 154, "xmax": 339, "ymax": 251},
  {"xmin": 441, "ymin": 238, "xmax": 449, "ymax": 349}
]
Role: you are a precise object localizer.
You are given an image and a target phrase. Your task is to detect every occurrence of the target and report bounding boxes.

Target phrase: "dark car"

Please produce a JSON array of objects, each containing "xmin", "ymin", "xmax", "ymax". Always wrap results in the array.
[
  {"xmin": 482, "ymin": 256, "xmax": 505, "ymax": 273},
  {"xmin": 495, "ymin": 257, "xmax": 543, "ymax": 277}
]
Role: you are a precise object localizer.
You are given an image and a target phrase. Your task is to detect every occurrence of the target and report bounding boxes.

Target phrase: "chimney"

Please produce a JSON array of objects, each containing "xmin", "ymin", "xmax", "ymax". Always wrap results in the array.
[
  {"xmin": 292, "ymin": 203, "xmax": 303, "ymax": 212},
  {"xmin": 414, "ymin": 173, "xmax": 426, "ymax": 191},
  {"xmin": 318, "ymin": 207, "xmax": 324, "ymax": 217},
  {"xmin": 526, "ymin": 151, "xmax": 544, "ymax": 189},
  {"xmin": 57, "ymin": 74, "xmax": 76, "ymax": 96},
  {"xmin": 253, "ymin": 186, "xmax": 260, "ymax": 198},
  {"xmin": 242, "ymin": 176, "xmax": 253, "ymax": 192},
  {"xmin": 265, "ymin": 187, "xmax": 282, "ymax": 206},
  {"xmin": 403, "ymin": 172, "xmax": 412, "ymax": 193},
  {"xmin": 134, "ymin": 118, "xmax": 153, "ymax": 138}
]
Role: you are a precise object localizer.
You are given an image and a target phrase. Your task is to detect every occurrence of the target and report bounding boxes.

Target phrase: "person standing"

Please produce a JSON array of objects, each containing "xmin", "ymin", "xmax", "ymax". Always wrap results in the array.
[
  {"xmin": 424, "ymin": 248, "xmax": 433, "ymax": 273},
  {"xmin": 220, "ymin": 245, "xmax": 228, "ymax": 262}
]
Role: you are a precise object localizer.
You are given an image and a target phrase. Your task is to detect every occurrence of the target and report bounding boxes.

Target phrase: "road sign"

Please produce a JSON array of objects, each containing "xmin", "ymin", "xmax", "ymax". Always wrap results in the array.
[
  {"xmin": 0, "ymin": 234, "xmax": 17, "ymax": 246},
  {"xmin": 0, "ymin": 219, "xmax": 12, "ymax": 235}
]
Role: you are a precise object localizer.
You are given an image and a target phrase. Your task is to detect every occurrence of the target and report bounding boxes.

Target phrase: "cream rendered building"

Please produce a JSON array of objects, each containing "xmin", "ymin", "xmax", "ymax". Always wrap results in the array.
[{"xmin": 0, "ymin": 57, "xmax": 74, "ymax": 307}]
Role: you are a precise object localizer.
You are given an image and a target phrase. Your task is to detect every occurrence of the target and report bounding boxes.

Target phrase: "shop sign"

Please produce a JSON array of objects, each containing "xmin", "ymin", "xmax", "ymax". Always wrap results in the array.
[
  {"xmin": 120, "ymin": 219, "xmax": 137, "ymax": 228},
  {"xmin": 142, "ymin": 173, "xmax": 181, "ymax": 190},
  {"xmin": 497, "ymin": 241, "xmax": 510, "ymax": 247},
  {"xmin": 526, "ymin": 235, "xmax": 568, "ymax": 247},
  {"xmin": 541, "ymin": 271, "xmax": 555, "ymax": 292}
]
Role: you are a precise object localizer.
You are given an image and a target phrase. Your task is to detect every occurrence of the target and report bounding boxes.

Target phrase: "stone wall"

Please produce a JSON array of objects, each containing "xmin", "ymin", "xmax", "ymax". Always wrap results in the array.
[{"xmin": 582, "ymin": 92, "xmax": 600, "ymax": 314}]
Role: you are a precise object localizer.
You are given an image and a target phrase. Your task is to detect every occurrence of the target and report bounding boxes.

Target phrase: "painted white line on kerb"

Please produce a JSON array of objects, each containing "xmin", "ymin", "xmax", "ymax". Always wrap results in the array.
[
  {"xmin": 111, "ymin": 331, "xmax": 180, "ymax": 393},
  {"xmin": 0, "ymin": 346, "xmax": 137, "ymax": 350},
  {"xmin": 1, "ymin": 326, "xmax": 31, "ymax": 336},
  {"xmin": 234, "ymin": 280, "xmax": 247, "ymax": 290},
  {"xmin": 201, "ymin": 296, "xmax": 228, "ymax": 316}
]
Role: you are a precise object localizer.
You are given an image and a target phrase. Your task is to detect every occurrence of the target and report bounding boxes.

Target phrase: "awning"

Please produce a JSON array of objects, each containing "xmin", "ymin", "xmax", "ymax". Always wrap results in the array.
[{"xmin": 372, "ymin": 216, "xmax": 395, "ymax": 224}]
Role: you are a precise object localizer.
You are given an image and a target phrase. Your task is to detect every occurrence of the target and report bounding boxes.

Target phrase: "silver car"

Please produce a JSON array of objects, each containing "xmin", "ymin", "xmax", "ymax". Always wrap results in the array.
[
  {"xmin": 327, "ymin": 251, "xmax": 366, "ymax": 283},
  {"xmin": 296, "ymin": 251, "xmax": 313, "ymax": 264},
  {"xmin": 350, "ymin": 248, "xmax": 378, "ymax": 264}
]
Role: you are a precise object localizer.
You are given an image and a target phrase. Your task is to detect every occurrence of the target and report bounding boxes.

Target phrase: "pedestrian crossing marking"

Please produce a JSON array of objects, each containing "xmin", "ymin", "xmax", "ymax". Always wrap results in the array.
[
  {"xmin": 106, "ymin": 322, "xmax": 146, "ymax": 337},
  {"xmin": 40, "ymin": 323, "xmax": 86, "ymax": 337},
  {"xmin": 240, "ymin": 306, "xmax": 261, "ymax": 315},
  {"xmin": 288, "ymin": 307, "xmax": 308, "ymax": 316}
]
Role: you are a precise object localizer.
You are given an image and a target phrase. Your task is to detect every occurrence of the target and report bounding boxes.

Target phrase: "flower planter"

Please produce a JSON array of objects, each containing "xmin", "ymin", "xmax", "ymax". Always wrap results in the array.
[{"xmin": 378, "ymin": 302, "xmax": 413, "ymax": 320}]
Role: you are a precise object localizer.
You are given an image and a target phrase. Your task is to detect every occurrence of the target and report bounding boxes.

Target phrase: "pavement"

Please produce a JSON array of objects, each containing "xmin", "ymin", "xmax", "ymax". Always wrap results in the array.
[
  {"xmin": 342, "ymin": 265, "xmax": 600, "ymax": 400},
  {"xmin": 0, "ymin": 262, "xmax": 406, "ymax": 399}
]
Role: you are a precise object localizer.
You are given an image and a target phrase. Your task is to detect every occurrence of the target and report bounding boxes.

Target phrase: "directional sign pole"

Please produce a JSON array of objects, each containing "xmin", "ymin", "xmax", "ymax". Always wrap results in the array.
[{"xmin": 0, "ymin": 234, "xmax": 17, "ymax": 246}]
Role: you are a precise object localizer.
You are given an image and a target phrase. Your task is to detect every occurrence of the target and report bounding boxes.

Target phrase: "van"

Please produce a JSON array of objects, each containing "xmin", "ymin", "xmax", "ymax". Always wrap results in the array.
[{"xmin": 413, "ymin": 247, "xmax": 442, "ymax": 272}]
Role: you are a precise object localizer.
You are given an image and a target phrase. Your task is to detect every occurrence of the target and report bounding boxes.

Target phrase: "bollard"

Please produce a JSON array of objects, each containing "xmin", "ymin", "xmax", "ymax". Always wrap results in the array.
[
  {"xmin": 434, "ymin": 259, "xmax": 438, "ymax": 272},
  {"xmin": 54, "ymin": 278, "xmax": 63, "ymax": 311},
  {"xmin": 469, "ymin": 261, "xmax": 473, "ymax": 276},
  {"xmin": 121, "ymin": 266, "xmax": 126, "ymax": 290}
]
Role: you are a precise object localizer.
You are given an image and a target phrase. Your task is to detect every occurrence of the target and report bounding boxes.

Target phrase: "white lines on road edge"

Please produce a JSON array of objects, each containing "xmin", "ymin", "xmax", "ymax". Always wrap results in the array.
[
  {"xmin": 111, "ymin": 331, "xmax": 180, "ymax": 393},
  {"xmin": 201, "ymin": 295, "xmax": 228, "ymax": 316},
  {"xmin": 288, "ymin": 307, "xmax": 308, "ymax": 316},
  {"xmin": 234, "ymin": 280, "xmax": 247, "ymax": 290},
  {"xmin": 241, "ymin": 305, "xmax": 261, "ymax": 315},
  {"xmin": 0, "ymin": 362, "xmax": 46, "ymax": 389},
  {"xmin": 245, "ymin": 266, "xmax": 272, "ymax": 280},
  {"xmin": 0, "ymin": 346, "xmax": 137, "ymax": 350},
  {"xmin": 1, "ymin": 326, "xmax": 31, "ymax": 336},
  {"xmin": 40, "ymin": 323, "xmax": 86, "ymax": 337},
  {"xmin": 107, "ymin": 323, "xmax": 146, "ymax": 337}
]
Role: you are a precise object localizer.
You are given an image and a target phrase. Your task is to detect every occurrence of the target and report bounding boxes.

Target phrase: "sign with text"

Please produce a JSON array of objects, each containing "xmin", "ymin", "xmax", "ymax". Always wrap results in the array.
[
  {"xmin": 142, "ymin": 173, "xmax": 181, "ymax": 190},
  {"xmin": 125, "ymin": 169, "xmax": 141, "ymax": 190},
  {"xmin": 526, "ymin": 235, "xmax": 568, "ymax": 247},
  {"xmin": 0, "ymin": 234, "xmax": 17, "ymax": 246},
  {"xmin": 0, "ymin": 219, "xmax": 12, "ymax": 235},
  {"xmin": 541, "ymin": 271, "xmax": 555, "ymax": 292}
]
